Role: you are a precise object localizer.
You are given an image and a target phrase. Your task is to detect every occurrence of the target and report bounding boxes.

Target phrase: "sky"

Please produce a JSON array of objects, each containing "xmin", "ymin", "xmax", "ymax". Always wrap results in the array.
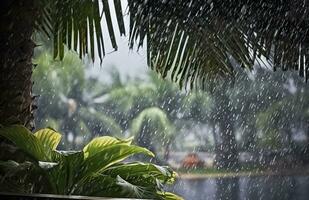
[{"xmin": 86, "ymin": 0, "xmax": 148, "ymax": 82}]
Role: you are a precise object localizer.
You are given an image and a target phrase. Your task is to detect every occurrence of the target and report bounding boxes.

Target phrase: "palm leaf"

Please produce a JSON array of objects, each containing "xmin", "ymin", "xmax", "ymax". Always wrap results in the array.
[
  {"xmin": 38, "ymin": 0, "xmax": 125, "ymax": 62},
  {"xmin": 36, "ymin": 1, "xmax": 309, "ymax": 87},
  {"xmin": 127, "ymin": 0, "xmax": 309, "ymax": 88}
]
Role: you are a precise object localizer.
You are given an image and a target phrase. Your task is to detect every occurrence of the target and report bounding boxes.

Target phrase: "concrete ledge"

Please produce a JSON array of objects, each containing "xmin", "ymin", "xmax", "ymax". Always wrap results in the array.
[{"xmin": 0, "ymin": 192, "xmax": 145, "ymax": 200}]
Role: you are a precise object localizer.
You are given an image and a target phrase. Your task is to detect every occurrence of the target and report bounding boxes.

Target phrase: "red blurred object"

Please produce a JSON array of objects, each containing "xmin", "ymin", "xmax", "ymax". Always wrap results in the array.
[{"xmin": 181, "ymin": 153, "xmax": 204, "ymax": 169}]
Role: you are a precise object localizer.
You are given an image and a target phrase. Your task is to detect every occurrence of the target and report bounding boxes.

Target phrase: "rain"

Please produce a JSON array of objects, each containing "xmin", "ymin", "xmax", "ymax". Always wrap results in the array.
[{"xmin": 0, "ymin": 0, "xmax": 309, "ymax": 200}]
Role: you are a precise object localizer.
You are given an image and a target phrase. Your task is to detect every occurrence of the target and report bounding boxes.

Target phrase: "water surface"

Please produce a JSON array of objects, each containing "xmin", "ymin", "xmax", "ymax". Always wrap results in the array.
[{"xmin": 169, "ymin": 176, "xmax": 309, "ymax": 200}]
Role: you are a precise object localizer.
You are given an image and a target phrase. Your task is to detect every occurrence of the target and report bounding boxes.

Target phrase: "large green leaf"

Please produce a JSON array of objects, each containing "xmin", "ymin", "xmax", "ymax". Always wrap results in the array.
[
  {"xmin": 83, "ymin": 136, "xmax": 130, "ymax": 150},
  {"xmin": 83, "ymin": 136, "xmax": 133, "ymax": 158},
  {"xmin": 74, "ymin": 174, "xmax": 164, "ymax": 199},
  {"xmin": 104, "ymin": 162, "xmax": 176, "ymax": 184},
  {"xmin": 113, "ymin": 175, "xmax": 160, "ymax": 199},
  {"xmin": 47, "ymin": 151, "xmax": 84, "ymax": 194},
  {"xmin": 34, "ymin": 128, "xmax": 61, "ymax": 150},
  {"xmin": 110, "ymin": 176, "xmax": 183, "ymax": 200},
  {"xmin": 0, "ymin": 125, "xmax": 48, "ymax": 161},
  {"xmin": 72, "ymin": 173, "xmax": 120, "ymax": 196},
  {"xmin": 78, "ymin": 144, "xmax": 154, "ymax": 182},
  {"xmin": 73, "ymin": 173, "xmax": 161, "ymax": 199},
  {"xmin": 34, "ymin": 128, "xmax": 61, "ymax": 151},
  {"xmin": 0, "ymin": 125, "xmax": 182, "ymax": 199}
]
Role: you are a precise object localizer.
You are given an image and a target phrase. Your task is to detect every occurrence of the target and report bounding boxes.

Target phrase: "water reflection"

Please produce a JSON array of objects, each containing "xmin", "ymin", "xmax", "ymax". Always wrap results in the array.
[
  {"xmin": 216, "ymin": 178, "xmax": 239, "ymax": 200},
  {"xmin": 170, "ymin": 176, "xmax": 309, "ymax": 200}
]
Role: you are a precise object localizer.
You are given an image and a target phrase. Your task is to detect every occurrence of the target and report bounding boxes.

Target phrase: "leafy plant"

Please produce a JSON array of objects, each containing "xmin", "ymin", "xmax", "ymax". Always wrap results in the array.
[{"xmin": 0, "ymin": 125, "xmax": 182, "ymax": 200}]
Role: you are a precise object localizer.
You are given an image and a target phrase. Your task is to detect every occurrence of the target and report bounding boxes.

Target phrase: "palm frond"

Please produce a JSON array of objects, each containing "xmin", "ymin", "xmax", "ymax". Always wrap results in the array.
[
  {"xmin": 127, "ymin": 0, "xmax": 309, "ymax": 88},
  {"xmin": 38, "ymin": 0, "xmax": 126, "ymax": 62},
  {"xmin": 37, "ymin": 1, "xmax": 309, "ymax": 88}
]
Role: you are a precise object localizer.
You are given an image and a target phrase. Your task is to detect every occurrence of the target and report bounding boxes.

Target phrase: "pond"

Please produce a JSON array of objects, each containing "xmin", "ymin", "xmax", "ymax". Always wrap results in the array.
[{"xmin": 169, "ymin": 175, "xmax": 309, "ymax": 200}]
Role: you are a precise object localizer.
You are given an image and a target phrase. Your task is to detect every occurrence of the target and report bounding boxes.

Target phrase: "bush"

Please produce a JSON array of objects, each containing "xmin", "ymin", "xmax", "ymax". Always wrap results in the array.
[{"xmin": 0, "ymin": 125, "xmax": 182, "ymax": 200}]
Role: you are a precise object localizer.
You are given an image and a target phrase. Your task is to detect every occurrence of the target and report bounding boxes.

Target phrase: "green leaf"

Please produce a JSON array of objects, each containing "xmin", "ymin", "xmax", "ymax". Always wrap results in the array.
[
  {"xmin": 72, "ymin": 173, "xmax": 120, "ymax": 196},
  {"xmin": 38, "ymin": 161, "xmax": 59, "ymax": 170},
  {"xmin": 47, "ymin": 151, "xmax": 84, "ymax": 194},
  {"xmin": 83, "ymin": 136, "xmax": 133, "ymax": 158},
  {"xmin": 0, "ymin": 160, "xmax": 49, "ymax": 194},
  {"xmin": 34, "ymin": 128, "xmax": 61, "ymax": 150},
  {"xmin": 0, "ymin": 125, "xmax": 48, "ymax": 161},
  {"xmin": 76, "ymin": 174, "xmax": 162, "ymax": 199},
  {"xmin": 0, "ymin": 160, "xmax": 20, "ymax": 171},
  {"xmin": 0, "ymin": 125, "xmax": 181, "ymax": 199},
  {"xmin": 114, "ymin": 175, "xmax": 159, "ymax": 199},
  {"xmin": 103, "ymin": 0, "xmax": 117, "ymax": 50},
  {"xmin": 79, "ymin": 144, "xmax": 154, "ymax": 182},
  {"xmin": 158, "ymin": 191, "xmax": 184, "ymax": 200},
  {"xmin": 104, "ymin": 162, "xmax": 176, "ymax": 184},
  {"xmin": 113, "ymin": 0, "xmax": 126, "ymax": 35}
]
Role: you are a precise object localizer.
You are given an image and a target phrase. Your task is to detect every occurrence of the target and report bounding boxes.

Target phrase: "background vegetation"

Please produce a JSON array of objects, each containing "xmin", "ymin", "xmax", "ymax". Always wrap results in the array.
[{"xmin": 33, "ymin": 46, "xmax": 309, "ymax": 170}]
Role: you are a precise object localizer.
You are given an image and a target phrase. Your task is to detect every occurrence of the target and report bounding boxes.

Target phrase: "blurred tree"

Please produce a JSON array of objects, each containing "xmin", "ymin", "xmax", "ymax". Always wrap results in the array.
[
  {"xmin": 212, "ymin": 82, "xmax": 239, "ymax": 170},
  {"xmin": 231, "ymin": 69, "xmax": 288, "ymax": 152},
  {"xmin": 33, "ymin": 49, "xmax": 122, "ymax": 149},
  {"xmin": 130, "ymin": 107, "xmax": 176, "ymax": 161}
]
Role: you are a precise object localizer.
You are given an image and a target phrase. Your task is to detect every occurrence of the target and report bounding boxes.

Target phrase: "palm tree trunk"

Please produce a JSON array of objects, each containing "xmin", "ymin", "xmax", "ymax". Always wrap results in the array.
[
  {"xmin": 215, "ymin": 118, "xmax": 239, "ymax": 170},
  {"xmin": 0, "ymin": 0, "xmax": 38, "ymax": 161},
  {"xmin": 0, "ymin": 0, "xmax": 38, "ymax": 130},
  {"xmin": 242, "ymin": 125, "xmax": 257, "ymax": 152},
  {"xmin": 212, "ymin": 84, "xmax": 239, "ymax": 170}
]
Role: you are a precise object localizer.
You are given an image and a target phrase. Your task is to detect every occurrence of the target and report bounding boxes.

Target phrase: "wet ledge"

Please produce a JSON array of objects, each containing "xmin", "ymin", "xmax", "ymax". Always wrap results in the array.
[{"xmin": 0, "ymin": 193, "xmax": 145, "ymax": 200}]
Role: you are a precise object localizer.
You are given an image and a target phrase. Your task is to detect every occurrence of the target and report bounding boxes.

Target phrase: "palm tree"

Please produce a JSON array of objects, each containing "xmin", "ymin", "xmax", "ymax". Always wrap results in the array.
[
  {"xmin": 130, "ymin": 107, "xmax": 175, "ymax": 160},
  {"xmin": 2, "ymin": 0, "xmax": 308, "ymax": 130},
  {"xmin": 0, "ymin": 0, "xmax": 125, "ymax": 129}
]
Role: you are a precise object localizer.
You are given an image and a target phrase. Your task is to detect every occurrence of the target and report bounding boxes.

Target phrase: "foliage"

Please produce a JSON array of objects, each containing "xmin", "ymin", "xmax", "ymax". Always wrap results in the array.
[
  {"xmin": 33, "ymin": 50, "xmax": 84, "ymax": 124},
  {"xmin": 0, "ymin": 125, "xmax": 182, "ymax": 200},
  {"xmin": 130, "ymin": 107, "xmax": 176, "ymax": 155},
  {"xmin": 32, "ymin": 47, "xmax": 179, "ymax": 153},
  {"xmin": 131, "ymin": 107, "xmax": 175, "ymax": 138},
  {"xmin": 127, "ymin": 0, "xmax": 309, "ymax": 88},
  {"xmin": 33, "ymin": 49, "xmax": 124, "ymax": 149},
  {"xmin": 30, "ymin": 0, "xmax": 309, "ymax": 90},
  {"xmin": 33, "ymin": 44, "xmax": 309, "ymax": 166},
  {"xmin": 36, "ymin": 0, "xmax": 125, "ymax": 62}
]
